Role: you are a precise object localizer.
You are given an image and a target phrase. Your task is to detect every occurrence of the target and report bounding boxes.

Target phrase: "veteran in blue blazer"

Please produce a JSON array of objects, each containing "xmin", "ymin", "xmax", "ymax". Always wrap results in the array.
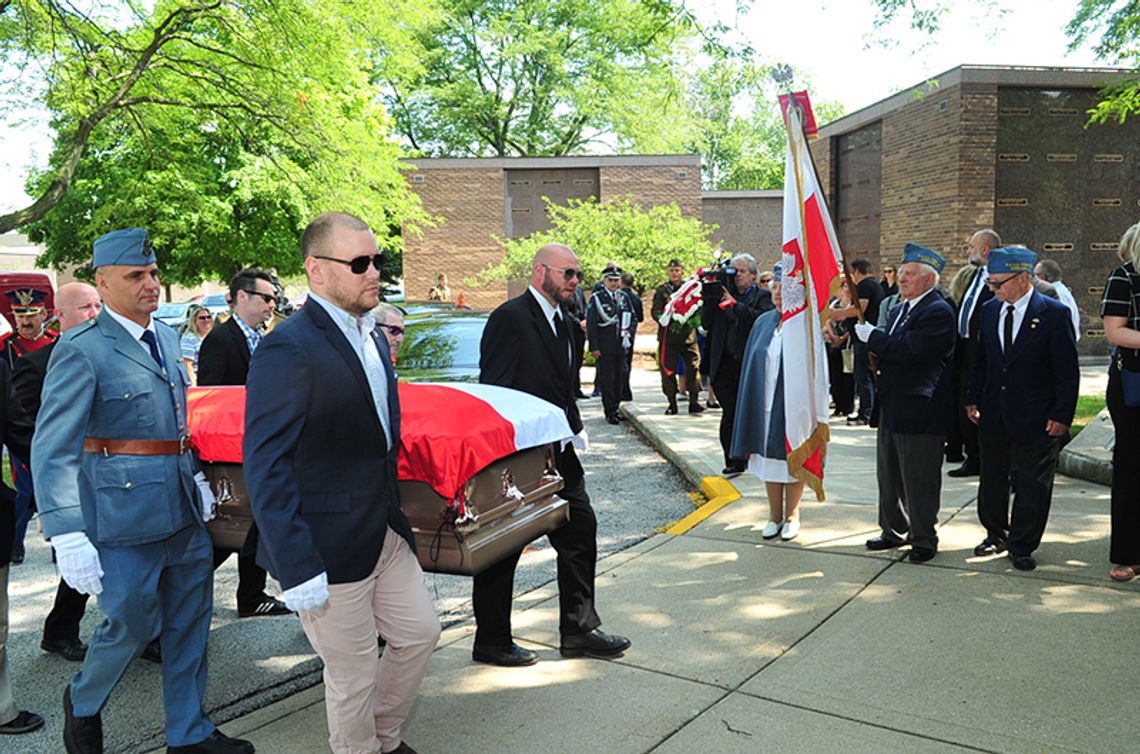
[
  {"xmin": 966, "ymin": 246, "xmax": 1079, "ymax": 571},
  {"xmin": 856, "ymin": 244, "xmax": 957, "ymax": 561},
  {"xmin": 32, "ymin": 229, "xmax": 251, "ymax": 754},
  {"xmin": 243, "ymin": 212, "xmax": 438, "ymax": 754}
]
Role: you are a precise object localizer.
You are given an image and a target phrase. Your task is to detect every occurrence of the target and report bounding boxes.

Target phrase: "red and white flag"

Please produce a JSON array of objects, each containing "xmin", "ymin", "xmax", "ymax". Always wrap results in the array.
[{"xmin": 779, "ymin": 98, "xmax": 844, "ymax": 499}]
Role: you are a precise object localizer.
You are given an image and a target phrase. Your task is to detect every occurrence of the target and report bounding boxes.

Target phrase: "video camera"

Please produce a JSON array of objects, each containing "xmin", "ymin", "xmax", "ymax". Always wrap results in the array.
[{"xmin": 699, "ymin": 257, "xmax": 737, "ymax": 299}]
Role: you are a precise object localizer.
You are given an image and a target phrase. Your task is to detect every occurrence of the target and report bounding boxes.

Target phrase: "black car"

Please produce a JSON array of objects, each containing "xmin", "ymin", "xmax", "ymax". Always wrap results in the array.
[{"xmin": 397, "ymin": 310, "xmax": 488, "ymax": 382}]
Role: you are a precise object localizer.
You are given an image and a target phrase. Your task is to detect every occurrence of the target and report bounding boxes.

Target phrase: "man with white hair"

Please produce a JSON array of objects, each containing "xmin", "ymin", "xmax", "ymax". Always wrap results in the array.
[
  {"xmin": 855, "ymin": 244, "xmax": 957, "ymax": 563},
  {"xmin": 1034, "ymin": 259, "xmax": 1080, "ymax": 341}
]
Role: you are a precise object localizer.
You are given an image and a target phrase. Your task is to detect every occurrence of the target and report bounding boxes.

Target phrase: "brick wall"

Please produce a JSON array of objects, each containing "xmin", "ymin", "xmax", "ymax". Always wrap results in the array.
[
  {"xmin": 878, "ymin": 85, "xmax": 964, "ymax": 269},
  {"xmin": 701, "ymin": 194, "xmax": 784, "ymax": 268},
  {"xmin": 954, "ymin": 83, "xmax": 998, "ymax": 266},
  {"xmin": 403, "ymin": 167, "xmax": 507, "ymax": 309},
  {"xmin": 600, "ymin": 166, "xmax": 703, "ymax": 219},
  {"xmin": 809, "ymin": 137, "xmax": 834, "ymax": 207}
]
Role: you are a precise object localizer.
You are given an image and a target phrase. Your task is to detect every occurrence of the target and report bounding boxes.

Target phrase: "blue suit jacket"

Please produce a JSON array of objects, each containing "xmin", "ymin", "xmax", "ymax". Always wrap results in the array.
[
  {"xmin": 32, "ymin": 310, "xmax": 200, "ymax": 545},
  {"xmin": 965, "ymin": 291, "xmax": 1079, "ymax": 442},
  {"xmin": 866, "ymin": 290, "xmax": 957, "ymax": 435},
  {"xmin": 243, "ymin": 300, "xmax": 413, "ymax": 590}
]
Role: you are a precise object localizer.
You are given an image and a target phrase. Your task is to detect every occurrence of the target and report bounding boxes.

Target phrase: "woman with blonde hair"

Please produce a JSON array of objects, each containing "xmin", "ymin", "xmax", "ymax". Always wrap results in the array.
[
  {"xmin": 180, "ymin": 303, "xmax": 214, "ymax": 385},
  {"xmin": 1100, "ymin": 220, "xmax": 1140, "ymax": 581}
]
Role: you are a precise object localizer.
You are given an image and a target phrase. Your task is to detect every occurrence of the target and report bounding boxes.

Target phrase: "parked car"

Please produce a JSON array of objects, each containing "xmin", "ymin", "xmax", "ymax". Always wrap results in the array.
[
  {"xmin": 397, "ymin": 310, "xmax": 489, "ymax": 382},
  {"xmin": 197, "ymin": 292, "xmax": 230, "ymax": 317},
  {"xmin": 154, "ymin": 301, "xmax": 194, "ymax": 330}
]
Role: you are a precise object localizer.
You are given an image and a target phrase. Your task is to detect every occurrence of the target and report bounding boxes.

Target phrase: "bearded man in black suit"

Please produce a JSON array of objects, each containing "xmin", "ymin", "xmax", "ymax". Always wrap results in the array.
[{"xmin": 472, "ymin": 243, "xmax": 631, "ymax": 667}]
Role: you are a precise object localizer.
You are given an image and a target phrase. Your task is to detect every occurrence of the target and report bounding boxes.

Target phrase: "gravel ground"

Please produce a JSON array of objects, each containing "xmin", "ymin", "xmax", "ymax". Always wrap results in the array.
[{"xmin": 4, "ymin": 367, "xmax": 693, "ymax": 753}]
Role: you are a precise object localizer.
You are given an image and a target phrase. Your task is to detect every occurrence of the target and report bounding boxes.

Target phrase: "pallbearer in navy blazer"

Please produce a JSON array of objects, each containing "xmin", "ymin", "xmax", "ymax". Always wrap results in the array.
[
  {"xmin": 966, "ymin": 246, "xmax": 1079, "ymax": 570},
  {"xmin": 243, "ymin": 212, "xmax": 438, "ymax": 754}
]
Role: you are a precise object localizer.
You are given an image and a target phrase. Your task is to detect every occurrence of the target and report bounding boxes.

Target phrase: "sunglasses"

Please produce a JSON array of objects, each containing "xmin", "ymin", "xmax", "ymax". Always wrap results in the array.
[
  {"xmin": 244, "ymin": 290, "xmax": 278, "ymax": 305},
  {"xmin": 385, "ymin": 325, "xmax": 405, "ymax": 337},
  {"xmin": 195, "ymin": 314, "xmax": 213, "ymax": 321},
  {"xmin": 314, "ymin": 253, "xmax": 384, "ymax": 275},
  {"xmin": 543, "ymin": 263, "xmax": 584, "ymax": 281},
  {"xmin": 986, "ymin": 273, "xmax": 1023, "ymax": 289}
]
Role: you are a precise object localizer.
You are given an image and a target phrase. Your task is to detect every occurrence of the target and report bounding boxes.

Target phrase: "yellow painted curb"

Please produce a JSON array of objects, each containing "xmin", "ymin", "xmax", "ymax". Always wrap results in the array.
[{"xmin": 663, "ymin": 476, "xmax": 742, "ymax": 535}]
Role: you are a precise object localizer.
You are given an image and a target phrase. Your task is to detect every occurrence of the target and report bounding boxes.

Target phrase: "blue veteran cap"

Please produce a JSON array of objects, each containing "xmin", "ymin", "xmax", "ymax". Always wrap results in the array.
[
  {"xmin": 987, "ymin": 246, "xmax": 1037, "ymax": 275},
  {"xmin": 93, "ymin": 228, "xmax": 155, "ymax": 269},
  {"xmin": 901, "ymin": 242, "xmax": 946, "ymax": 273}
]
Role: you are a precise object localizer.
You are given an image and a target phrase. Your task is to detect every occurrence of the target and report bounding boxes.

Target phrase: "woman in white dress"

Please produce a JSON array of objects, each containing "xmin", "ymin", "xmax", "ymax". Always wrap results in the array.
[{"xmin": 730, "ymin": 266, "xmax": 805, "ymax": 541}]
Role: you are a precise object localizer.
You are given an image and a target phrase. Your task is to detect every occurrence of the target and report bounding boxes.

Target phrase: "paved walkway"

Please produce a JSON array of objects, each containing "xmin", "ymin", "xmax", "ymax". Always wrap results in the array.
[{"xmin": 202, "ymin": 368, "xmax": 1134, "ymax": 754}]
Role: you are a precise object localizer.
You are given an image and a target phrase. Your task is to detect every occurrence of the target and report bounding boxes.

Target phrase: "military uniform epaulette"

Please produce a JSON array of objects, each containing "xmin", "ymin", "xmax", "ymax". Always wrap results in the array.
[{"xmin": 63, "ymin": 318, "xmax": 100, "ymax": 340}]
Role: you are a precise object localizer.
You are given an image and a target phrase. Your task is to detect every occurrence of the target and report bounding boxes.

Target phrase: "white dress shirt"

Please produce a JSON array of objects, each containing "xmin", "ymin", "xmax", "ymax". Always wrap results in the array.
[
  {"xmin": 1052, "ymin": 280, "xmax": 1081, "ymax": 342},
  {"xmin": 998, "ymin": 287, "xmax": 1034, "ymax": 352},
  {"xmin": 104, "ymin": 306, "xmax": 164, "ymax": 371}
]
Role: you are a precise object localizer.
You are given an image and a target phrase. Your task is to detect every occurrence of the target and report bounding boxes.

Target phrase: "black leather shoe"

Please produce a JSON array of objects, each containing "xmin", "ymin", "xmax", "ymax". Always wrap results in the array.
[
  {"xmin": 865, "ymin": 536, "xmax": 906, "ymax": 551},
  {"xmin": 575, "ymin": 391, "xmax": 592, "ymax": 399},
  {"xmin": 1010, "ymin": 553, "xmax": 1037, "ymax": 571},
  {"xmin": 387, "ymin": 743, "xmax": 420, "ymax": 754},
  {"xmin": 664, "ymin": 405, "xmax": 678, "ymax": 415},
  {"xmin": 167, "ymin": 730, "xmax": 255, "ymax": 753},
  {"xmin": 237, "ymin": 596, "xmax": 291, "ymax": 618},
  {"xmin": 141, "ymin": 639, "xmax": 163, "ymax": 664},
  {"xmin": 64, "ymin": 686, "xmax": 102, "ymax": 754},
  {"xmin": 0, "ymin": 709, "xmax": 44, "ymax": 735},
  {"xmin": 908, "ymin": 547, "xmax": 936, "ymax": 563},
  {"xmin": 721, "ymin": 466, "xmax": 745, "ymax": 477},
  {"xmin": 472, "ymin": 643, "xmax": 539, "ymax": 667},
  {"xmin": 688, "ymin": 402, "xmax": 705, "ymax": 414},
  {"xmin": 560, "ymin": 629, "xmax": 630, "ymax": 659},
  {"xmin": 606, "ymin": 416, "xmax": 620, "ymax": 425},
  {"xmin": 42, "ymin": 637, "xmax": 88, "ymax": 662},
  {"xmin": 947, "ymin": 462, "xmax": 980, "ymax": 478},
  {"xmin": 973, "ymin": 539, "xmax": 1007, "ymax": 557},
  {"xmin": 10, "ymin": 545, "xmax": 23, "ymax": 564}
]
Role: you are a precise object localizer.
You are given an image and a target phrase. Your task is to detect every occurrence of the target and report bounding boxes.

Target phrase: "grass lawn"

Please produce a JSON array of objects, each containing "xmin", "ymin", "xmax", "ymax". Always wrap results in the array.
[{"xmin": 1071, "ymin": 394, "xmax": 1107, "ymax": 437}]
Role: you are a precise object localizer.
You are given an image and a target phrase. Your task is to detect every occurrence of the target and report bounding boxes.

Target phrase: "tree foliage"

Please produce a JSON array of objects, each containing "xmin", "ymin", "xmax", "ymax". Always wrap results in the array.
[
  {"xmin": 480, "ymin": 196, "xmax": 719, "ymax": 292},
  {"xmin": 380, "ymin": 0, "xmax": 715, "ymax": 156},
  {"xmin": 1, "ymin": 0, "xmax": 429, "ymax": 283}
]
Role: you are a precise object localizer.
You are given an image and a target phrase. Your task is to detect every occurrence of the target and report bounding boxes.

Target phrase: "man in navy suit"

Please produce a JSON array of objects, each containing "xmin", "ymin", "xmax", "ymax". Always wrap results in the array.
[
  {"xmin": 966, "ymin": 246, "xmax": 1079, "ymax": 571},
  {"xmin": 244, "ymin": 212, "xmax": 438, "ymax": 754},
  {"xmin": 856, "ymin": 244, "xmax": 957, "ymax": 562}
]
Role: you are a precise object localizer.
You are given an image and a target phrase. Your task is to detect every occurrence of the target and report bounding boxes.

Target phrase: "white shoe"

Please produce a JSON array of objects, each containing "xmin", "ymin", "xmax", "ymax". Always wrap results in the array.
[
  {"xmin": 781, "ymin": 519, "xmax": 800, "ymax": 541},
  {"xmin": 761, "ymin": 521, "xmax": 780, "ymax": 539}
]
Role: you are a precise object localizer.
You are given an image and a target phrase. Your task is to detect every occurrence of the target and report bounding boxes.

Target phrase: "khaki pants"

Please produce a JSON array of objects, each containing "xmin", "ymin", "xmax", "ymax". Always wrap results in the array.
[{"xmin": 299, "ymin": 529, "xmax": 440, "ymax": 754}]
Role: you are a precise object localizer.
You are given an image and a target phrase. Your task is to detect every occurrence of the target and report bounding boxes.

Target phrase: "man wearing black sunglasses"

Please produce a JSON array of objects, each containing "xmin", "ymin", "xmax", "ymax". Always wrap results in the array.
[
  {"xmin": 198, "ymin": 268, "xmax": 290, "ymax": 619},
  {"xmin": 473, "ymin": 242, "xmax": 631, "ymax": 667}
]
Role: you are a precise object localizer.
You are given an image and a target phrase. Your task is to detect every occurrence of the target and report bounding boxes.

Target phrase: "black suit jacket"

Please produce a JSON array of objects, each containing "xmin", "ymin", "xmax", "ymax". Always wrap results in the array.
[
  {"xmin": 243, "ymin": 301, "xmax": 411, "ymax": 589},
  {"xmin": 866, "ymin": 291, "xmax": 957, "ymax": 435},
  {"xmin": 702, "ymin": 284, "xmax": 773, "ymax": 382},
  {"xmin": 0, "ymin": 360, "xmax": 33, "ymax": 564},
  {"xmin": 480, "ymin": 290, "xmax": 582, "ymax": 435},
  {"xmin": 12, "ymin": 341, "xmax": 52, "ymax": 420},
  {"xmin": 197, "ymin": 317, "xmax": 251, "ymax": 386}
]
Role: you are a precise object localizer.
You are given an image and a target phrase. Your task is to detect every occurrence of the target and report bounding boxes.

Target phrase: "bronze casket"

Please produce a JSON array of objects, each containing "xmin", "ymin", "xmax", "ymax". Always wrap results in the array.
[{"xmin": 189, "ymin": 384, "xmax": 571, "ymax": 576}]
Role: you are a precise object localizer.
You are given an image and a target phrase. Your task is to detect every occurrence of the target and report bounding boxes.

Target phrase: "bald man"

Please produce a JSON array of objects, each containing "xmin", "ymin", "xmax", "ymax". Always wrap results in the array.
[
  {"xmin": 12, "ymin": 283, "xmax": 103, "ymax": 662},
  {"xmin": 472, "ymin": 243, "xmax": 631, "ymax": 667}
]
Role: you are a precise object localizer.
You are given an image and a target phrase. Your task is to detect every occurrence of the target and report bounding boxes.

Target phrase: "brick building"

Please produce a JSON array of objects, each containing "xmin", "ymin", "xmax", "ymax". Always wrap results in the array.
[
  {"xmin": 808, "ymin": 65, "xmax": 1138, "ymax": 353},
  {"xmin": 701, "ymin": 190, "xmax": 783, "ymax": 267},
  {"xmin": 403, "ymin": 155, "xmax": 702, "ymax": 308}
]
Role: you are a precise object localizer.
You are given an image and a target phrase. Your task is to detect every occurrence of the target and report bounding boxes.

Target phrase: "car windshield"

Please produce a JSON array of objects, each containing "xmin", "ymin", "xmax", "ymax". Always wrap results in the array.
[
  {"xmin": 399, "ymin": 316, "xmax": 484, "ymax": 372},
  {"xmin": 155, "ymin": 303, "xmax": 188, "ymax": 317}
]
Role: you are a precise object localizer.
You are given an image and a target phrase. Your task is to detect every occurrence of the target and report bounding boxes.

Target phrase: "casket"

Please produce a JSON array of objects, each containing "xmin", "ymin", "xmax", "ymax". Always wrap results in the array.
[{"xmin": 187, "ymin": 383, "xmax": 573, "ymax": 576}]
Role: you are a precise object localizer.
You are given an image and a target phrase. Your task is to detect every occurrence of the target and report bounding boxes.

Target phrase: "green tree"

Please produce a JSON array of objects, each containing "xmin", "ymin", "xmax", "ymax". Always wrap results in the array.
[
  {"xmin": 870, "ymin": 0, "xmax": 1139, "ymax": 122},
  {"xmin": 480, "ymin": 196, "xmax": 719, "ymax": 290},
  {"xmin": 1, "ymin": 0, "xmax": 429, "ymax": 283},
  {"xmin": 380, "ymin": 0, "xmax": 714, "ymax": 156}
]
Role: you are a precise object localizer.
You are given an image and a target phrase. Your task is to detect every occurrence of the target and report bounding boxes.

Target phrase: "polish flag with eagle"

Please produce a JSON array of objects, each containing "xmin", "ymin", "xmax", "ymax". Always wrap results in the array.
[{"xmin": 779, "ymin": 93, "xmax": 844, "ymax": 500}]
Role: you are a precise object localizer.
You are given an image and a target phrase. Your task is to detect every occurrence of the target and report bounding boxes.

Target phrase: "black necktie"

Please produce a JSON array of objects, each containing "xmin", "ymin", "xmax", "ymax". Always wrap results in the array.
[
  {"xmin": 1003, "ymin": 305, "xmax": 1015, "ymax": 362},
  {"xmin": 140, "ymin": 329, "xmax": 165, "ymax": 369},
  {"xmin": 553, "ymin": 312, "xmax": 569, "ymax": 366},
  {"xmin": 890, "ymin": 301, "xmax": 910, "ymax": 334}
]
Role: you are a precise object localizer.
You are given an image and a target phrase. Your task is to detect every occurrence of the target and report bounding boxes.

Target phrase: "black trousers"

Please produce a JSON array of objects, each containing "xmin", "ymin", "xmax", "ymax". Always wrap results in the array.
[
  {"xmin": 596, "ymin": 351, "xmax": 626, "ymax": 420},
  {"xmin": 472, "ymin": 445, "xmax": 600, "ymax": 646},
  {"xmin": 43, "ymin": 579, "xmax": 89, "ymax": 642},
  {"xmin": 826, "ymin": 345, "xmax": 854, "ymax": 415},
  {"xmin": 712, "ymin": 357, "xmax": 743, "ymax": 468},
  {"xmin": 622, "ymin": 336, "xmax": 635, "ymax": 402},
  {"xmin": 213, "ymin": 528, "xmax": 269, "ymax": 609},
  {"xmin": 571, "ymin": 328, "xmax": 586, "ymax": 395},
  {"xmin": 1107, "ymin": 367, "xmax": 1140, "ymax": 564},
  {"xmin": 876, "ymin": 428, "xmax": 944, "ymax": 551},
  {"xmin": 659, "ymin": 339, "xmax": 700, "ymax": 408},
  {"xmin": 977, "ymin": 422, "xmax": 1062, "ymax": 556}
]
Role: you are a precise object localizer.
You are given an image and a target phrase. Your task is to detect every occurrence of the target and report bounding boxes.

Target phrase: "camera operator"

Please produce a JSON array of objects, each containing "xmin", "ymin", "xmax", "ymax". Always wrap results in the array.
[{"xmin": 702, "ymin": 252, "xmax": 774, "ymax": 475}]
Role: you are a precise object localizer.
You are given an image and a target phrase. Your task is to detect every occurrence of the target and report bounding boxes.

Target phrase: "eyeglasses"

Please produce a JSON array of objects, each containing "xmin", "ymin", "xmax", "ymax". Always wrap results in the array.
[
  {"xmin": 314, "ymin": 253, "xmax": 384, "ymax": 275},
  {"xmin": 195, "ymin": 314, "xmax": 213, "ymax": 321},
  {"xmin": 244, "ymin": 290, "xmax": 278, "ymax": 305},
  {"xmin": 385, "ymin": 325, "xmax": 405, "ymax": 337},
  {"xmin": 986, "ymin": 273, "xmax": 1024, "ymax": 289},
  {"xmin": 543, "ymin": 263, "xmax": 584, "ymax": 281}
]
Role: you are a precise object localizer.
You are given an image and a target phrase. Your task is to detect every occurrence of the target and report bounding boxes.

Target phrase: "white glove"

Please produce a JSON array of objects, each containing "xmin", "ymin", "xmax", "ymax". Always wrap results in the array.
[
  {"xmin": 854, "ymin": 322, "xmax": 876, "ymax": 342},
  {"xmin": 194, "ymin": 471, "xmax": 216, "ymax": 523},
  {"xmin": 52, "ymin": 532, "xmax": 104, "ymax": 596},
  {"xmin": 570, "ymin": 428, "xmax": 589, "ymax": 452},
  {"xmin": 283, "ymin": 572, "xmax": 329, "ymax": 613}
]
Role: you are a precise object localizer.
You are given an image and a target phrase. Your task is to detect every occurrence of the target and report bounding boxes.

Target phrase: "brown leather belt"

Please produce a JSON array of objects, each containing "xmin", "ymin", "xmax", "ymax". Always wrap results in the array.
[{"xmin": 83, "ymin": 437, "xmax": 191, "ymax": 456}]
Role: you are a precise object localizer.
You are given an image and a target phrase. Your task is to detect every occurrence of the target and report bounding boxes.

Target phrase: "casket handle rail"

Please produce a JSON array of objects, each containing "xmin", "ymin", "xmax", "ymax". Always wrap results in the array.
[{"xmin": 213, "ymin": 476, "xmax": 236, "ymax": 518}]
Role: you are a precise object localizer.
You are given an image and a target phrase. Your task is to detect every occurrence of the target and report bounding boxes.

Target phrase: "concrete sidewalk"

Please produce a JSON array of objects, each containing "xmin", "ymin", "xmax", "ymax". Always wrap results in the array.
[{"xmin": 211, "ymin": 369, "xmax": 1135, "ymax": 754}]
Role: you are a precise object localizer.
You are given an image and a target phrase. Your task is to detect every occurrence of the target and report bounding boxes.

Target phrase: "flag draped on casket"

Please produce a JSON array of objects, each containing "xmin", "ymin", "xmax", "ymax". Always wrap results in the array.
[
  {"xmin": 779, "ymin": 100, "xmax": 844, "ymax": 500},
  {"xmin": 186, "ymin": 383, "xmax": 573, "ymax": 502}
]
